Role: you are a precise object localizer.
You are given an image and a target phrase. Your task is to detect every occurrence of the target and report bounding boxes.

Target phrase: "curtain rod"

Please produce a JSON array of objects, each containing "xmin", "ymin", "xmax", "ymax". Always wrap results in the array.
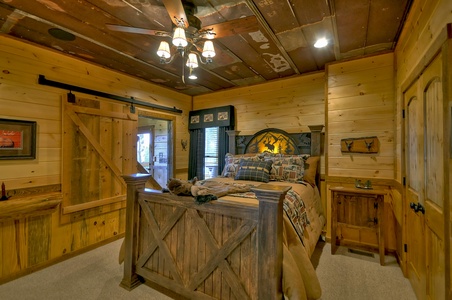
[{"xmin": 38, "ymin": 75, "xmax": 182, "ymax": 114}]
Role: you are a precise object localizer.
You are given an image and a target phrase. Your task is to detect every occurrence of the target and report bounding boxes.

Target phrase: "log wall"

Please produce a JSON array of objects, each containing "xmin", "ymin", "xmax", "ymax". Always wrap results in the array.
[{"xmin": 0, "ymin": 35, "xmax": 191, "ymax": 282}]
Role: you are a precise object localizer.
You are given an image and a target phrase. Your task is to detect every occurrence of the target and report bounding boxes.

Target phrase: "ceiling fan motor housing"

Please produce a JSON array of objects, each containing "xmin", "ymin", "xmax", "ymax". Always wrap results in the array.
[{"xmin": 182, "ymin": 0, "xmax": 202, "ymax": 35}]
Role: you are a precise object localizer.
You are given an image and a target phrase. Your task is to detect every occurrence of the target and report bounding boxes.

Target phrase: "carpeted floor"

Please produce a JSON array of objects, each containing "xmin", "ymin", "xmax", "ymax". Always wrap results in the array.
[{"xmin": 0, "ymin": 238, "xmax": 416, "ymax": 300}]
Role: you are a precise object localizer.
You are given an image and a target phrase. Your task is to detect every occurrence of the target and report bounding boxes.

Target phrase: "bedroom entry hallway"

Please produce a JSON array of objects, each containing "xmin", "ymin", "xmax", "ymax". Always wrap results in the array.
[{"xmin": 0, "ymin": 238, "xmax": 415, "ymax": 300}]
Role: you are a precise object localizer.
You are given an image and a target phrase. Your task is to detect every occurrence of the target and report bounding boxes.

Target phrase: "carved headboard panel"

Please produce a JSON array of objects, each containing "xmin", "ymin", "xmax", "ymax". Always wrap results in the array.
[
  {"xmin": 227, "ymin": 126, "xmax": 324, "ymax": 156},
  {"xmin": 237, "ymin": 128, "xmax": 310, "ymax": 155}
]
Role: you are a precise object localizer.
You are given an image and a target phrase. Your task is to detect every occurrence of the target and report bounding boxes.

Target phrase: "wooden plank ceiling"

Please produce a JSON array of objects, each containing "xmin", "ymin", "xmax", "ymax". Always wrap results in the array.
[{"xmin": 0, "ymin": 0, "xmax": 412, "ymax": 96}]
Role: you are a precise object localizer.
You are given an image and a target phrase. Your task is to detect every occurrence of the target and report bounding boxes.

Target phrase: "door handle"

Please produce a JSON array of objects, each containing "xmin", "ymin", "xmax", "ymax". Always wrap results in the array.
[{"xmin": 409, "ymin": 202, "xmax": 425, "ymax": 214}]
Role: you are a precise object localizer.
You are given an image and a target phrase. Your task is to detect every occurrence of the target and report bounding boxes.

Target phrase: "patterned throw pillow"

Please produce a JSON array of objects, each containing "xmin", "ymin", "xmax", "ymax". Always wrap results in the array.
[
  {"xmin": 261, "ymin": 153, "xmax": 310, "ymax": 182},
  {"xmin": 303, "ymin": 156, "xmax": 319, "ymax": 186},
  {"xmin": 234, "ymin": 160, "xmax": 273, "ymax": 183},
  {"xmin": 221, "ymin": 153, "xmax": 261, "ymax": 178}
]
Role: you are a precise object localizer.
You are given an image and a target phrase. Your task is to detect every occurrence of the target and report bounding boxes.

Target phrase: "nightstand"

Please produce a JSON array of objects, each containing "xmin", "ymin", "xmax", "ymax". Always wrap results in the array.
[{"xmin": 330, "ymin": 186, "xmax": 387, "ymax": 265}]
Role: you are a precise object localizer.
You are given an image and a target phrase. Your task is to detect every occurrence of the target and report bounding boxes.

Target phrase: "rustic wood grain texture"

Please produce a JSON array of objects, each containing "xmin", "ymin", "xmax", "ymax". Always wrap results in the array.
[
  {"xmin": 0, "ymin": 36, "xmax": 191, "ymax": 282},
  {"xmin": 327, "ymin": 53, "xmax": 395, "ymax": 179},
  {"xmin": 0, "ymin": 193, "xmax": 62, "ymax": 220},
  {"xmin": 330, "ymin": 187, "xmax": 386, "ymax": 265},
  {"xmin": 121, "ymin": 175, "xmax": 290, "ymax": 299}
]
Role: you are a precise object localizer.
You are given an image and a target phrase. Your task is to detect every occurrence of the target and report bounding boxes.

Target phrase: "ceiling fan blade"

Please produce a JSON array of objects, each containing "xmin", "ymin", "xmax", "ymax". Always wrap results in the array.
[
  {"xmin": 106, "ymin": 24, "xmax": 171, "ymax": 37},
  {"xmin": 206, "ymin": 16, "xmax": 260, "ymax": 39},
  {"xmin": 162, "ymin": 0, "xmax": 188, "ymax": 28}
]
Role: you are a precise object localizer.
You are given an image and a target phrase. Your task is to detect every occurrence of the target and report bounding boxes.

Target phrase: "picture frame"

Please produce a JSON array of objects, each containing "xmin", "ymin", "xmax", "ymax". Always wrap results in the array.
[{"xmin": 0, "ymin": 118, "xmax": 37, "ymax": 160}]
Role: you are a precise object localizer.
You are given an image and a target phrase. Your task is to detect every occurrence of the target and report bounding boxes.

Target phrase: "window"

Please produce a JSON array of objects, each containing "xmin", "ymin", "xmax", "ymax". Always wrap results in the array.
[{"xmin": 204, "ymin": 127, "xmax": 219, "ymax": 179}]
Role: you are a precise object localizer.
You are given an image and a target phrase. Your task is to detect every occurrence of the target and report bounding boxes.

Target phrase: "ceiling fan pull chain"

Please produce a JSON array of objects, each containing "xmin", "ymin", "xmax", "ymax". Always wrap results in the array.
[{"xmin": 182, "ymin": 57, "xmax": 185, "ymax": 84}]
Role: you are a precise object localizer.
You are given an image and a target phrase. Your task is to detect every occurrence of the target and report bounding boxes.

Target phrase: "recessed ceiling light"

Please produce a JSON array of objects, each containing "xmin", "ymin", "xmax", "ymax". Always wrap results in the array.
[
  {"xmin": 314, "ymin": 38, "xmax": 328, "ymax": 48},
  {"xmin": 188, "ymin": 74, "xmax": 197, "ymax": 80}
]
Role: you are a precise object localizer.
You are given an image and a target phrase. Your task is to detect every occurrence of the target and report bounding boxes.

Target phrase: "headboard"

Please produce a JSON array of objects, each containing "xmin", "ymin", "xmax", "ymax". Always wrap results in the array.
[
  {"xmin": 226, "ymin": 126, "xmax": 324, "ymax": 187},
  {"xmin": 226, "ymin": 126, "xmax": 323, "ymax": 157}
]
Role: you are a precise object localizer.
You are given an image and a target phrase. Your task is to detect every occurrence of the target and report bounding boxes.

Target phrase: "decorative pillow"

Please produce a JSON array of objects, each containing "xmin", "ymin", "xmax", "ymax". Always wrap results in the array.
[
  {"xmin": 262, "ymin": 153, "xmax": 310, "ymax": 182},
  {"xmin": 303, "ymin": 156, "xmax": 319, "ymax": 186},
  {"xmin": 221, "ymin": 153, "xmax": 261, "ymax": 178},
  {"xmin": 234, "ymin": 160, "xmax": 273, "ymax": 183}
]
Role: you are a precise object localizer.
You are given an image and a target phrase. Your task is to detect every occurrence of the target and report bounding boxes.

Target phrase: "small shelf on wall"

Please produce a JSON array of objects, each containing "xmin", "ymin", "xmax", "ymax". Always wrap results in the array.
[
  {"xmin": 340, "ymin": 136, "xmax": 379, "ymax": 153},
  {"xmin": 0, "ymin": 192, "xmax": 62, "ymax": 220}
]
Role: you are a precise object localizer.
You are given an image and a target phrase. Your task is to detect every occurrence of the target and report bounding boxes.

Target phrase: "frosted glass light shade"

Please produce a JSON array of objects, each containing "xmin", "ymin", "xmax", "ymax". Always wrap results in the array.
[
  {"xmin": 202, "ymin": 41, "xmax": 215, "ymax": 58},
  {"xmin": 172, "ymin": 27, "xmax": 188, "ymax": 47},
  {"xmin": 186, "ymin": 53, "xmax": 199, "ymax": 69},
  {"xmin": 156, "ymin": 41, "xmax": 171, "ymax": 59},
  {"xmin": 314, "ymin": 38, "xmax": 328, "ymax": 48}
]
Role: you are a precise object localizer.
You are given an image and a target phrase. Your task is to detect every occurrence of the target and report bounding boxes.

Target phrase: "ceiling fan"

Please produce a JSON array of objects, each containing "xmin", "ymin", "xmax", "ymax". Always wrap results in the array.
[{"xmin": 106, "ymin": 0, "xmax": 259, "ymax": 82}]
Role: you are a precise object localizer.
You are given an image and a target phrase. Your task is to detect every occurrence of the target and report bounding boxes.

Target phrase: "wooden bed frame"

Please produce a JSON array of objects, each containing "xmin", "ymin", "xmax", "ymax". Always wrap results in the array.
[{"xmin": 120, "ymin": 127, "xmax": 323, "ymax": 299}]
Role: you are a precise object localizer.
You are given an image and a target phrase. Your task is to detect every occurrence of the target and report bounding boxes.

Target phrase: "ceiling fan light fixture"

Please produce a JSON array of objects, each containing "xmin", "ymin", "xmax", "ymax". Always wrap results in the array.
[
  {"xmin": 314, "ymin": 38, "xmax": 328, "ymax": 48},
  {"xmin": 186, "ymin": 53, "xmax": 199, "ymax": 69},
  {"xmin": 157, "ymin": 41, "xmax": 171, "ymax": 60},
  {"xmin": 188, "ymin": 69, "xmax": 197, "ymax": 80},
  {"xmin": 172, "ymin": 27, "xmax": 188, "ymax": 48},
  {"xmin": 202, "ymin": 41, "xmax": 215, "ymax": 62}
]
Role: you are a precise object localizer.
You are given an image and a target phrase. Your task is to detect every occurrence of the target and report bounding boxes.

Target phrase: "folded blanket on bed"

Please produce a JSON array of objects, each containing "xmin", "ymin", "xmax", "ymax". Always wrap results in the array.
[
  {"xmin": 283, "ymin": 214, "xmax": 322, "ymax": 300},
  {"xmin": 167, "ymin": 178, "xmax": 254, "ymax": 203},
  {"xmin": 228, "ymin": 185, "xmax": 310, "ymax": 245}
]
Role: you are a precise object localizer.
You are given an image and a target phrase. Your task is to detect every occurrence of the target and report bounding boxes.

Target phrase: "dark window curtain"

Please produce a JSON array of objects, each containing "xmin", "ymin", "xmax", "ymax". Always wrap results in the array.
[
  {"xmin": 218, "ymin": 126, "xmax": 231, "ymax": 176},
  {"xmin": 188, "ymin": 128, "xmax": 205, "ymax": 180}
]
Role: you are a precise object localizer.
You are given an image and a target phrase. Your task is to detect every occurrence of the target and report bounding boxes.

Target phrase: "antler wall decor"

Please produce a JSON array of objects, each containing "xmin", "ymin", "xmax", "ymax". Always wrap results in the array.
[{"xmin": 340, "ymin": 136, "xmax": 379, "ymax": 153}]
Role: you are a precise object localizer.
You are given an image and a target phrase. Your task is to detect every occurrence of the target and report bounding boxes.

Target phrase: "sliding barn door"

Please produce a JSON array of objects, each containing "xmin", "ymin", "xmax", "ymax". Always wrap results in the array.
[
  {"xmin": 61, "ymin": 96, "xmax": 137, "ymax": 223},
  {"xmin": 404, "ymin": 53, "xmax": 447, "ymax": 299}
]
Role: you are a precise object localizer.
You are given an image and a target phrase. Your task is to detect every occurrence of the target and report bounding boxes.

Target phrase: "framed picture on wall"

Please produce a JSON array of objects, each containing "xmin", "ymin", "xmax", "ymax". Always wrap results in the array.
[{"xmin": 0, "ymin": 118, "xmax": 37, "ymax": 160}]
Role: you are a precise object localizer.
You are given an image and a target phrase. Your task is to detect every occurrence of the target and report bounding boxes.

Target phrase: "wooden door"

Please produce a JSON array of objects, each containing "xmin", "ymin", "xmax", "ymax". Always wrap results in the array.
[
  {"xmin": 422, "ymin": 54, "xmax": 446, "ymax": 300},
  {"xmin": 61, "ymin": 96, "xmax": 137, "ymax": 223},
  {"xmin": 404, "ymin": 53, "xmax": 447, "ymax": 299},
  {"xmin": 404, "ymin": 79, "xmax": 426, "ymax": 299}
]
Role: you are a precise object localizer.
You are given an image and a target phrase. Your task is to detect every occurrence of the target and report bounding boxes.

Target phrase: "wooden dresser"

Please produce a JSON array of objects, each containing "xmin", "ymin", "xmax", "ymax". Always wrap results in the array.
[{"xmin": 330, "ymin": 186, "xmax": 387, "ymax": 265}]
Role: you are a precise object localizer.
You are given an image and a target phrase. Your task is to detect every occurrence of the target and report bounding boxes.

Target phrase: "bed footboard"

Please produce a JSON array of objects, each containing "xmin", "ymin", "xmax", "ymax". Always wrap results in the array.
[{"xmin": 121, "ymin": 174, "xmax": 289, "ymax": 300}]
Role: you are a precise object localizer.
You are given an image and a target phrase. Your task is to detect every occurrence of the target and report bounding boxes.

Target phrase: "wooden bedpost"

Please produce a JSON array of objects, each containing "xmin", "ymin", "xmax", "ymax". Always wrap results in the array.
[
  {"xmin": 252, "ymin": 184, "xmax": 291, "ymax": 300},
  {"xmin": 226, "ymin": 130, "xmax": 240, "ymax": 154},
  {"xmin": 308, "ymin": 125, "xmax": 324, "ymax": 156},
  {"xmin": 120, "ymin": 173, "xmax": 151, "ymax": 290}
]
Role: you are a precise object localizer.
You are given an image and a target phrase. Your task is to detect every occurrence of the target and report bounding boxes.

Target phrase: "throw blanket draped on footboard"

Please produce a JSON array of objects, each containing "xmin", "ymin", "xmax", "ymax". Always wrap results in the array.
[{"xmin": 121, "ymin": 173, "xmax": 293, "ymax": 300}]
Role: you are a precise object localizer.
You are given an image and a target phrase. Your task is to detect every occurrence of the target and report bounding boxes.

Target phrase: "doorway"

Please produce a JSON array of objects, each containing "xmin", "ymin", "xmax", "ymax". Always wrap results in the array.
[{"xmin": 137, "ymin": 113, "xmax": 174, "ymax": 189}]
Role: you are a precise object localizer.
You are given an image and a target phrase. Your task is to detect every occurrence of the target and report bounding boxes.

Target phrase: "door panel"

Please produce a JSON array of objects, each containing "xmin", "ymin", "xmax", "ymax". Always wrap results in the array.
[
  {"xmin": 422, "ymin": 55, "xmax": 445, "ymax": 299},
  {"xmin": 405, "ymin": 83, "xmax": 426, "ymax": 299}
]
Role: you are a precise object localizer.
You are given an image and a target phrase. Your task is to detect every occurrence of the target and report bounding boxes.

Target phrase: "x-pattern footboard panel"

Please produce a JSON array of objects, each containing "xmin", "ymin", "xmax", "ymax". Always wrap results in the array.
[{"xmin": 136, "ymin": 197, "xmax": 259, "ymax": 300}]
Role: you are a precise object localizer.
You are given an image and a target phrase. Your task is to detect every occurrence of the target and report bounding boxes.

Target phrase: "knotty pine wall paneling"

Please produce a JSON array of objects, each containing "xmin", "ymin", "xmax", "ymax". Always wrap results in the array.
[
  {"xmin": 0, "ymin": 35, "xmax": 191, "ymax": 282},
  {"xmin": 326, "ymin": 52, "xmax": 395, "ymax": 180},
  {"xmin": 325, "ymin": 53, "xmax": 396, "ymax": 251}
]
